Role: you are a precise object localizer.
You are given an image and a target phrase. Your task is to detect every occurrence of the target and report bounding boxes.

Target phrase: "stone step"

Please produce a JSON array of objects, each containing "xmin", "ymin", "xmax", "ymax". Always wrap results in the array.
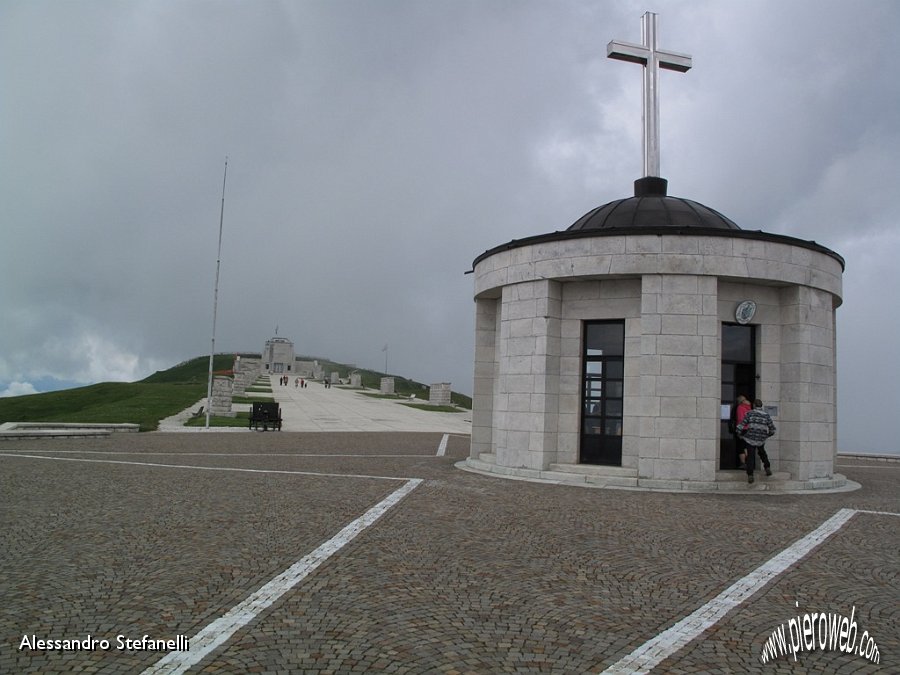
[
  {"xmin": 0, "ymin": 422, "xmax": 139, "ymax": 440},
  {"xmin": 550, "ymin": 463, "xmax": 638, "ymax": 478},
  {"xmin": 464, "ymin": 458, "xmax": 639, "ymax": 488},
  {"xmin": 462, "ymin": 457, "xmax": 851, "ymax": 493},
  {"xmin": 716, "ymin": 470, "xmax": 791, "ymax": 481}
]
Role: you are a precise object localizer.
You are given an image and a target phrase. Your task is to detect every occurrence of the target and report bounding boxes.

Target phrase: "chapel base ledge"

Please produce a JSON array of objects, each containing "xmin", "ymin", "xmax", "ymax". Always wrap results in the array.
[{"xmin": 459, "ymin": 455, "xmax": 858, "ymax": 494}]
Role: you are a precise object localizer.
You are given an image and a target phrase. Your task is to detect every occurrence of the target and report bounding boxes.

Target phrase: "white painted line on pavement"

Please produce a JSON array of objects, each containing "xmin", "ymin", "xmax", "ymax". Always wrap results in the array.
[
  {"xmin": 0, "ymin": 450, "xmax": 437, "ymax": 458},
  {"xmin": 600, "ymin": 508, "xmax": 862, "ymax": 674},
  {"xmin": 836, "ymin": 463, "xmax": 900, "ymax": 469},
  {"xmin": 0, "ymin": 453, "xmax": 411, "ymax": 482},
  {"xmin": 436, "ymin": 434, "xmax": 449, "ymax": 457},
  {"xmin": 142, "ymin": 477, "xmax": 423, "ymax": 675}
]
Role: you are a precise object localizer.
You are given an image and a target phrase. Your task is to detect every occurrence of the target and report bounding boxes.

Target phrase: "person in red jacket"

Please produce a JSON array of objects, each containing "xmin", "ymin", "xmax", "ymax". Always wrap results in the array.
[{"xmin": 733, "ymin": 394, "xmax": 752, "ymax": 468}]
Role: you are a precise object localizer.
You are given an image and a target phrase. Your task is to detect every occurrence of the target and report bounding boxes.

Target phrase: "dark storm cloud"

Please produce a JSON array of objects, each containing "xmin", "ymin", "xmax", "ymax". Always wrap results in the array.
[{"xmin": 1, "ymin": 0, "xmax": 897, "ymax": 452}]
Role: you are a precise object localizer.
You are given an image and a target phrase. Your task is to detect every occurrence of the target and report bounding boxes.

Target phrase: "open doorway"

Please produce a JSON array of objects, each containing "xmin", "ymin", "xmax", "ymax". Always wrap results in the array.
[{"xmin": 720, "ymin": 323, "xmax": 756, "ymax": 469}]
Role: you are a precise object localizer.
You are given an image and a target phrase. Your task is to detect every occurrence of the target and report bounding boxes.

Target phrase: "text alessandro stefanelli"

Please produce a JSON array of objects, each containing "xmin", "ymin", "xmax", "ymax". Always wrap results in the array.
[{"xmin": 20, "ymin": 634, "xmax": 189, "ymax": 652}]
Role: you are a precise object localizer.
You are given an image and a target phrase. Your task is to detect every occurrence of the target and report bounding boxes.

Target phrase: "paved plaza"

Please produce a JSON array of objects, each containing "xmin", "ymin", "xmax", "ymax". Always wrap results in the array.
[
  {"xmin": 1, "ymin": 417, "xmax": 897, "ymax": 672},
  {"xmin": 159, "ymin": 383, "xmax": 473, "ymax": 435}
]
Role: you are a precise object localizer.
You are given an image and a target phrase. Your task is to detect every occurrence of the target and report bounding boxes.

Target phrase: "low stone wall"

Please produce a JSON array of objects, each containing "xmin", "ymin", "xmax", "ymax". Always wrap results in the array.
[{"xmin": 295, "ymin": 360, "xmax": 317, "ymax": 377}]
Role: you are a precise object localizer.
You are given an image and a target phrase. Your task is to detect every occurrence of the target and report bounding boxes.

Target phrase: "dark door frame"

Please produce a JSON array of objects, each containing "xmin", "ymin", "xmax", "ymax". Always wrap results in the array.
[
  {"xmin": 579, "ymin": 320, "xmax": 624, "ymax": 466},
  {"xmin": 719, "ymin": 322, "xmax": 757, "ymax": 470}
]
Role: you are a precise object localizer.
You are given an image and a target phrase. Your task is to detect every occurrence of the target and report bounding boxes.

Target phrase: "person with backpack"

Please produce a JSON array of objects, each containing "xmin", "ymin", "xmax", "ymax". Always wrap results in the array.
[{"xmin": 736, "ymin": 398, "xmax": 776, "ymax": 483}]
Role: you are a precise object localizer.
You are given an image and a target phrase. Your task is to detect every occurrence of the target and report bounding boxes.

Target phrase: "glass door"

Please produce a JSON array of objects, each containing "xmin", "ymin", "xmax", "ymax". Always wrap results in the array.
[
  {"xmin": 580, "ymin": 321, "xmax": 624, "ymax": 466},
  {"xmin": 720, "ymin": 323, "xmax": 756, "ymax": 469}
]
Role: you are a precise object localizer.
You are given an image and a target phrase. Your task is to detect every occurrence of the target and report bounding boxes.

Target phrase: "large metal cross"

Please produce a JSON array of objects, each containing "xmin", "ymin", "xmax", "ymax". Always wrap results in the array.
[{"xmin": 607, "ymin": 12, "xmax": 692, "ymax": 178}]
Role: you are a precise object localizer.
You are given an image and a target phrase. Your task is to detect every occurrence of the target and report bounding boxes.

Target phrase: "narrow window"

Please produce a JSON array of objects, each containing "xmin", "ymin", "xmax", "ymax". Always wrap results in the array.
[{"xmin": 580, "ymin": 321, "xmax": 625, "ymax": 466}]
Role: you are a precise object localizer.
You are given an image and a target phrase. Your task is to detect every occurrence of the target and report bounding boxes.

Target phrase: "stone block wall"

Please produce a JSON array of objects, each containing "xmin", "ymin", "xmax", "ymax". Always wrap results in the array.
[
  {"xmin": 294, "ymin": 360, "xmax": 317, "ymax": 377},
  {"xmin": 470, "ymin": 298, "xmax": 499, "ymax": 461},
  {"xmin": 470, "ymin": 231, "xmax": 844, "ymax": 488},
  {"xmin": 634, "ymin": 273, "xmax": 720, "ymax": 482},
  {"xmin": 232, "ymin": 357, "xmax": 261, "ymax": 396},
  {"xmin": 557, "ymin": 279, "xmax": 643, "ymax": 468},
  {"xmin": 778, "ymin": 285, "xmax": 837, "ymax": 480},
  {"xmin": 491, "ymin": 279, "xmax": 561, "ymax": 471},
  {"xmin": 429, "ymin": 383, "xmax": 452, "ymax": 406},
  {"xmin": 210, "ymin": 375, "xmax": 235, "ymax": 417}
]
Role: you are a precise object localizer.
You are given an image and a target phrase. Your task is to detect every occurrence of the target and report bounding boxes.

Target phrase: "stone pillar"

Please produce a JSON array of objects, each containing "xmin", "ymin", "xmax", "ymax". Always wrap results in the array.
[
  {"xmin": 779, "ymin": 286, "xmax": 836, "ymax": 480},
  {"xmin": 380, "ymin": 377, "xmax": 395, "ymax": 394},
  {"xmin": 637, "ymin": 274, "xmax": 719, "ymax": 482},
  {"xmin": 350, "ymin": 373, "xmax": 362, "ymax": 387},
  {"xmin": 493, "ymin": 279, "xmax": 561, "ymax": 470},
  {"xmin": 429, "ymin": 382, "xmax": 452, "ymax": 406},
  {"xmin": 210, "ymin": 376, "xmax": 236, "ymax": 417},
  {"xmin": 232, "ymin": 357, "xmax": 261, "ymax": 397},
  {"xmin": 471, "ymin": 297, "xmax": 498, "ymax": 460},
  {"xmin": 330, "ymin": 371, "xmax": 340, "ymax": 385}
]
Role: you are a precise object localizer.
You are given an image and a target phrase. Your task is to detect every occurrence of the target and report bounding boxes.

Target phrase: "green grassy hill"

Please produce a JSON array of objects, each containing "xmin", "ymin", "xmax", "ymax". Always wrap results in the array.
[
  {"xmin": 0, "ymin": 355, "xmax": 235, "ymax": 432},
  {"xmin": 0, "ymin": 354, "xmax": 471, "ymax": 431}
]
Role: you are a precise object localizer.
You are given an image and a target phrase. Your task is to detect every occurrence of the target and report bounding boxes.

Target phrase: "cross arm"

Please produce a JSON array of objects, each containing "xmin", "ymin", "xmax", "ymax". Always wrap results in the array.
[
  {"xmin": 657, "ymin": 49, "xmax": 692, "ymax": 73},
  {"xmin": 607, "ymin": 40, "xmax": 648, "ymax": 65},
  {"xmin": 607, "ymin": 40, "xmax": 692, "ymax": 73}
]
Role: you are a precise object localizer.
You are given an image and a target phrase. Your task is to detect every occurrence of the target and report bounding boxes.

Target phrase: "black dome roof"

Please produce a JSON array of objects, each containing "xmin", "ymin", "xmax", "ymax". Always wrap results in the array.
[{"xmin": 568, "ymin": 177, "xmax": 741, "ymax": 232}]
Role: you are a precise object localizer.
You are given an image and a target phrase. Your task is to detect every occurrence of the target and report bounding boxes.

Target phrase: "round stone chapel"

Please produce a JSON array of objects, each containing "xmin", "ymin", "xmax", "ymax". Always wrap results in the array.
[{"xmin": 464, "ymin": 176, "xmax": 847, "ymax": 491}]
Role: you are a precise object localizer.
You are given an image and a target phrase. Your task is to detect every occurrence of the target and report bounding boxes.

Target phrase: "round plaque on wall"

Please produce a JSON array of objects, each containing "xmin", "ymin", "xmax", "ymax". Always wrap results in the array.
[{"xmin": 735, "ymin": 300, "xmax": 757, "ymax": 324}]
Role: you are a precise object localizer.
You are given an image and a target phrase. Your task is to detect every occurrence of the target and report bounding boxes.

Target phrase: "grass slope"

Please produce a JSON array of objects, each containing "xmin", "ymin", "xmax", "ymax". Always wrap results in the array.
[
  {"xmin": 0, "ymin": 382, "xmax": 205, "ymax": 432},
  {"xmin": 0, "ymin": 354, "xmax": 471, "ymax": 432},
  {"xmin": 0, "ymin": 355, "xmax": 233, "ymax": 431}
]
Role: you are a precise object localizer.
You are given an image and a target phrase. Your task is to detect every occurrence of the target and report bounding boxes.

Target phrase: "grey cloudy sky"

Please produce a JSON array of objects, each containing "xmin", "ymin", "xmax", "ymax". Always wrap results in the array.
[{"xmin": 2, "ymin": 0, "xmax": 897, "ymax": 454}]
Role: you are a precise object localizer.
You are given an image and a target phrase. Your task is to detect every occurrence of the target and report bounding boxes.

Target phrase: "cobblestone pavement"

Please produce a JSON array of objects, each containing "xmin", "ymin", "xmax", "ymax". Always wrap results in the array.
[{"xmin": 1, "ymin": 433, "xmax": 896, "ymax": 674}]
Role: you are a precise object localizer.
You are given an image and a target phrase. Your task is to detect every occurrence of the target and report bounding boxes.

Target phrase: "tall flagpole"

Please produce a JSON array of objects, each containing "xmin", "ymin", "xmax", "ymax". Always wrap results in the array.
[{"xmin": 206, "ymin": 157, "xmax": 228, "ymax": 429}]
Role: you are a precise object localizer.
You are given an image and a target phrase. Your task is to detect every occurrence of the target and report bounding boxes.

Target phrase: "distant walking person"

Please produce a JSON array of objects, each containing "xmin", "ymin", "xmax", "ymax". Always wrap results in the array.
[{"xmin": 736, "ymin": 399, "xmax": 775, "ymax": 483}]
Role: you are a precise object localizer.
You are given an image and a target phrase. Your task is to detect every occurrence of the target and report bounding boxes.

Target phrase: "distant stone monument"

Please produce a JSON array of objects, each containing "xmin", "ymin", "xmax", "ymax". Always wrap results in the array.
[
  {"xmin": 330, "ymin": 371, "xmax": 340, "ymax": 385},
  {"xmin": 380, "ymin": 377, "xmax": 395, "ymax": 395},
  {"xmin": 429, "ymin": 383, "xmax": 452, "ymax": 406},
  {"xmin": 262, "ymin": 336, "xmax": 295, "ymax": 374},
  {"xmin": 295, "ymin": 360, "xmax": 317, "ymax": 377},
  {"xmin": 350, "ymin": 373, "xmax": 362, "ymax": 387},
  {"xmin": 210, "ymin": 376, "xmax": 236, "ymax": 417},
  {"xmin": 232, "ymin": 356, "xmax": 261, "ymax": 396}
]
